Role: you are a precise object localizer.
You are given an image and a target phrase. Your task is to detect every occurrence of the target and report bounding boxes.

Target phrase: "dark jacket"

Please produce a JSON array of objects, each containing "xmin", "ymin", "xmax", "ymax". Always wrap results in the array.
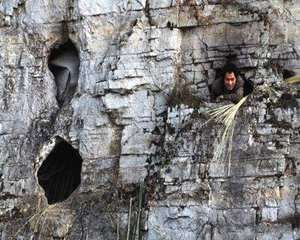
[{"xmin": 211, "ymin": 77, "xmax": 244, "ymax": 103}]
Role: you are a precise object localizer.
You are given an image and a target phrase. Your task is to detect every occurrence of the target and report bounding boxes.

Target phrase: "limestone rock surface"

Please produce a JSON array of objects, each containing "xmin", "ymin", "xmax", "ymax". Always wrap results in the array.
[{"xmin": 0, "ymin": 0, "xmax": 299, "ymax": 239}]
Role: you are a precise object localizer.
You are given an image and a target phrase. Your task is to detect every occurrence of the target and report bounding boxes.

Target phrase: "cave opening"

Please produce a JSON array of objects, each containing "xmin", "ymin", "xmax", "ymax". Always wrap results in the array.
[
  {"xmin": 48, "ymin": 39, "xmax": 80, "ymax": 107},
  {"xmin": 243, "ymin": 78, "xmax": 254, "ymax": 96},
  {"xmin": 37, "ymin": 136, "xmax": 83, "ymax": 204}
]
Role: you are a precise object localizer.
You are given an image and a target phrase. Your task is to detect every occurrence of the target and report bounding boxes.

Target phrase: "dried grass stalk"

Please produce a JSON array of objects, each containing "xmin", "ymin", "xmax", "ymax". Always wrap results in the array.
[
  {"xmin": 126, "ymin": 198, "xmax": 133, "ymax": 240},
  {"xmin": 286, "ymin": 75, "xmax": 300, "ymax": 84},
  {"xmin": 207, "ymin": 96, "xmax": 248, "ymax": 176},
  {"xmin": 13, "ymin": 204, "xmax": 57, "ymax": 239}
]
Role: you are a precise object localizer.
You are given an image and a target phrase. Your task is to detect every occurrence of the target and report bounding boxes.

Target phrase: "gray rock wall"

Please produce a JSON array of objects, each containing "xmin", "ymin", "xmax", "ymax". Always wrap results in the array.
[{"xmin": 0, "ymin": 0, "xmax": 299, "ymax": 239}]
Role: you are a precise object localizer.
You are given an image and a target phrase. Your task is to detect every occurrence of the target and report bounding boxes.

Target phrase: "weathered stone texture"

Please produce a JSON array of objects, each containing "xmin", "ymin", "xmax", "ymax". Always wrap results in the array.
[{"xmin": 0, "ymin": 0, "xmax": 299, "ymax": 239}]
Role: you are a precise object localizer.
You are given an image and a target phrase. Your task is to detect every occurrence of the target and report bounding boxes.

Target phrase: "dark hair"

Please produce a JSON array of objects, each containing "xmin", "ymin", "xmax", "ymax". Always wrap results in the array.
[
  {"xmin": 283, "ymin": 69, "xmax": 296, "ymax": 79},
  {"xmin": 222, "ymin": 63, "xmax": 238, "ymax": 79}
]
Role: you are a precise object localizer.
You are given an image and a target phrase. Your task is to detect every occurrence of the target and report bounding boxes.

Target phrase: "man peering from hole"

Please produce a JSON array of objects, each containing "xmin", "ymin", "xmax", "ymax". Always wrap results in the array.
[{"xmin": 211, "ymin": 63, "xmax": 244, "ymax": 103}]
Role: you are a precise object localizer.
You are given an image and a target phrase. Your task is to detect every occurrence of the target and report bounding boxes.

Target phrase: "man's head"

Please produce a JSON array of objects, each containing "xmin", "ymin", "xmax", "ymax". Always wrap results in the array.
[
  {"xmin": 223, "ymin": 63, "xmax": 238, "ymax": 91},
  {"xmin": 224, "ymin": 72, "xmax": 237, "ymax": 91}
]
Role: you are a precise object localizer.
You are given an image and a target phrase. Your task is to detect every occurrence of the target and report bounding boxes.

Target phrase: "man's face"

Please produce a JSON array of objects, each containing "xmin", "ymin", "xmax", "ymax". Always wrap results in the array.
[{"xmin": 224, "ymin": 72, "xmax": 237, "ymax": 91}]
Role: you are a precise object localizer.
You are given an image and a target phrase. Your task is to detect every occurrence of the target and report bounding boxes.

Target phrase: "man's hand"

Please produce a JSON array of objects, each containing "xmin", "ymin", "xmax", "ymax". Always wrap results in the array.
[{"xmin": 216, "ymin": 95, "xmax": 225, "ymax": 102}]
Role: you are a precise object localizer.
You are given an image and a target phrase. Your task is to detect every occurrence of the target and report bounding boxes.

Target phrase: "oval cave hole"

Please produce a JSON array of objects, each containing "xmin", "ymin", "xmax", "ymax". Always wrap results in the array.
[
  {"xmin": 48, "ymin": 39, "xmax": 80, "ymax": 107},
  {"xmin": 37, "ymin": 137, "xmax": 83, "ymax": 204}
]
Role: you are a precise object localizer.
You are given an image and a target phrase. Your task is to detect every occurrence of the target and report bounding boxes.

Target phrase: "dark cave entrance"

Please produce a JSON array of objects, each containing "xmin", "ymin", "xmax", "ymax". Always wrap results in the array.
[
  {"xmin": 243, "ymin": 78, "xmax": 254, "ymax": 96},
  {"xmin": 37, "ymin": 137, "xmax": 83, "ymax": 204},
  {"xmin": 48, "ymin": 39, "xmax": 80, "ymax": 107}
]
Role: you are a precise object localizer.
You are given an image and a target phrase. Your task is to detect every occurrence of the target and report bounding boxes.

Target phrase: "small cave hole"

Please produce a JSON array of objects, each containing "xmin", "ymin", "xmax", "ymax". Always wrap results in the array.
[
  {"xmin": 37, "ymin": 137, "xmax": 83, "ymax": 204},
  {"xmin": 243, "ymin": 78, "xmax": 254, "ymax": 96},
  {"xmin": 48, "ymin": 39, "xmax": 80, "ymax": 107}
]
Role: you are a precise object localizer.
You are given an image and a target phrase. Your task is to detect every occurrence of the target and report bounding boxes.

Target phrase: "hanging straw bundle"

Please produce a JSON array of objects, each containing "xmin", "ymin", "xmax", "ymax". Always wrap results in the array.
[
  {"xmin": 206, "ymin": 96, "xmax": 248, "ymax": 176},
  {"xmin": 286, "ymin": 75, "xmax": 300, "ymax": 84}
]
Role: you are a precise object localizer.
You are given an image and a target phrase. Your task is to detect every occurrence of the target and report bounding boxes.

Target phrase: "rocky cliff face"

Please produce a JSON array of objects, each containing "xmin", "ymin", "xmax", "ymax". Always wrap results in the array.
[{"xmin": 0, "ymin": 0, "xmax": 299, "ymax": 239}]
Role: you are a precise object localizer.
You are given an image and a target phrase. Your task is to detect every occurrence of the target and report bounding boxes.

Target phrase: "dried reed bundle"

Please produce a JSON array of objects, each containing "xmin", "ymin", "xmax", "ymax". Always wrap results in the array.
[
  {"xmin": 286, "ymin": 75, "xmax": 300, "ymax": 84},
  {"xmin": 207, "ymin": 96, "xmax": 248, "ymax": 176}
]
